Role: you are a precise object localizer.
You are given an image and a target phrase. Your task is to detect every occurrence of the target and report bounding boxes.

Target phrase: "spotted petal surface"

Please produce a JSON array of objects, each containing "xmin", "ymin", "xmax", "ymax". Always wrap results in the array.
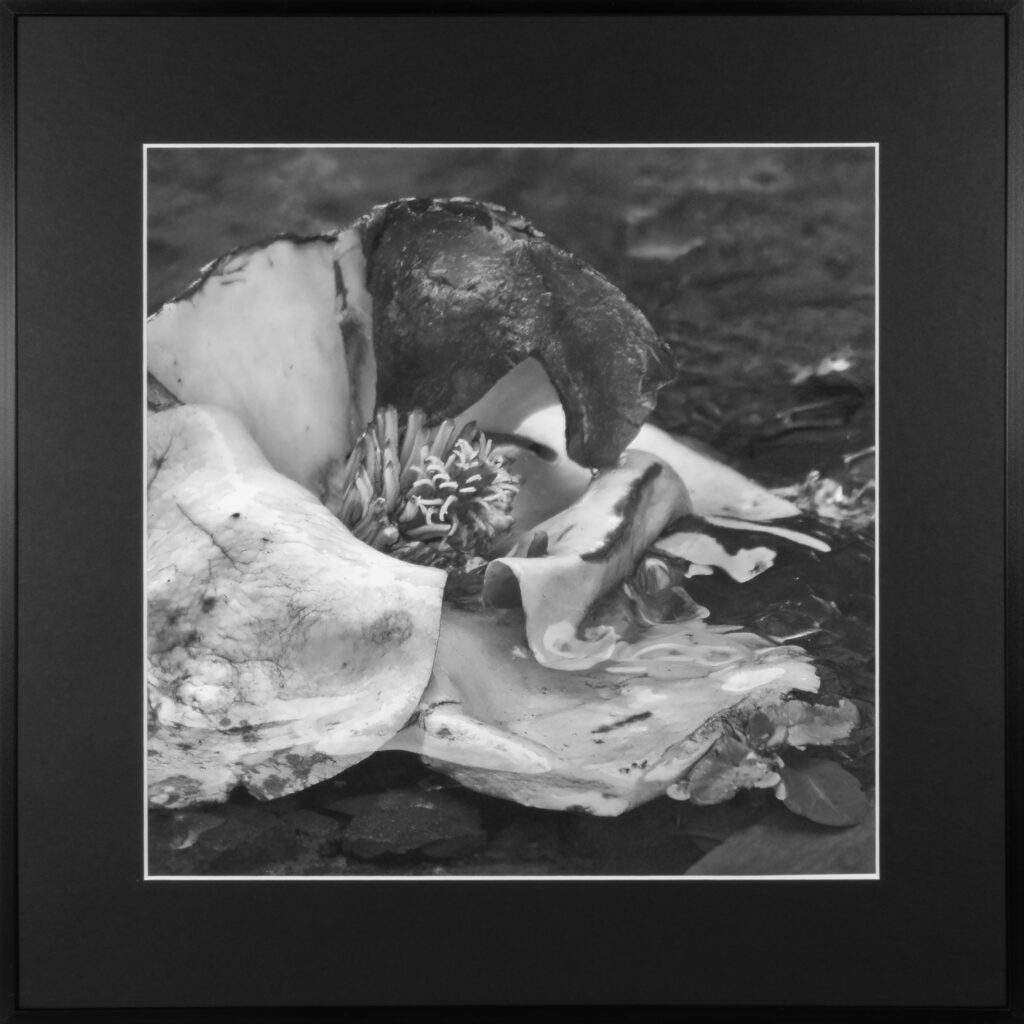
[{"xmin": 147, "ymin": 404, "xmax": 444, "ymax": 808}]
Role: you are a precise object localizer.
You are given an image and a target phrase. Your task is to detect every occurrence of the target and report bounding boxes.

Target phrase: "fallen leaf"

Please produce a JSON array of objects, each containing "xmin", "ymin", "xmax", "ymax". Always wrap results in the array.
[
  {"xmin": 680, "ymin": 738, "xmax": 781, "ymax": 806},
  {"xmin": 777, "ymin": 758, "xmax": 869, "ymax": 827}
]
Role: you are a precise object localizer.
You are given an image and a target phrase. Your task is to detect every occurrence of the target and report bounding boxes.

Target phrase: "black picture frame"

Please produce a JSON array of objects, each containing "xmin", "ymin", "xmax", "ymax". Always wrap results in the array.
[{"xmin": 2, "ymin": 4, "xmax": 1021, "ymax": 1018}]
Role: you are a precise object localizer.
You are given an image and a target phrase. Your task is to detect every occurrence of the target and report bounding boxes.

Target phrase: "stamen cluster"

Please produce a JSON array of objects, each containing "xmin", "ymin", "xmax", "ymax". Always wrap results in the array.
[{"xmin": 325, "ymin": 406, "xmax": 518, "ymax": 569}]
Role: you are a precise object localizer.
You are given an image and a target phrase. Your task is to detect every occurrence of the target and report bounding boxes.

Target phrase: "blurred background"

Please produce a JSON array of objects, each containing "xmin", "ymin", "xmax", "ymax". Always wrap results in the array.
[{"xmin": 147, "ymin": 147, "xmax": 877, "ymax": 876}]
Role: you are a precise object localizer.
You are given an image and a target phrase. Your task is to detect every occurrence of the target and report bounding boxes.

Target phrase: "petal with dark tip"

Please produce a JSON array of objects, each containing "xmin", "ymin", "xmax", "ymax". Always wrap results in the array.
[
  {"xmin": 654, "ymin": 531, "xmax": 777, "ymax": 582},
  {"xmin": 361, "ymin": 198, "xmax": 671, "ymax": 467},
  {"xmin": 483, "ymin": 451, "xmax": 692, "ymax": 669}
]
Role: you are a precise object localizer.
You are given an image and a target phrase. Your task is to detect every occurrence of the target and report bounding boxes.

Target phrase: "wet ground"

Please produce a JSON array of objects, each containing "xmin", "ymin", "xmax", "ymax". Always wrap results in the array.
[{"xmin": 147, "ymin": 147, "xmax": 876, "ymax": 876}]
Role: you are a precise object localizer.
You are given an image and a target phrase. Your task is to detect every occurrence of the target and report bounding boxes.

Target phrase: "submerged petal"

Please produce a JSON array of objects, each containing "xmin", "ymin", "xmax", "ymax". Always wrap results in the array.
[{"xmin": 386, "ymin": 605, "xmax": 819, "ymax": 816}]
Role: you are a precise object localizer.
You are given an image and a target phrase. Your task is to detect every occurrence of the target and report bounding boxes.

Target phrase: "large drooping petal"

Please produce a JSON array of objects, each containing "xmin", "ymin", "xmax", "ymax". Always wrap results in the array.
[
  {"xmin": 362, "ymin": 198, "xmax": 671, "ymax": 467},
  {"xmin": 147, "ymin": 403, "xmax": 444, "ymax": 808}
]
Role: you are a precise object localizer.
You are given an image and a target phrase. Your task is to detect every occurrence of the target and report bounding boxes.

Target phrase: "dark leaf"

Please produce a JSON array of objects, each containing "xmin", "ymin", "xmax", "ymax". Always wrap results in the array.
[
  {"xmin": 744, "ymin": 711, "xmax": 775, "ymax": 749},
  {"xmin": 717, "ymin": 736, "xmax": 753, "ymax": 765},
  {"xmin": 778, "ymin": 758, "xmax": 869, "ymax": 827}
]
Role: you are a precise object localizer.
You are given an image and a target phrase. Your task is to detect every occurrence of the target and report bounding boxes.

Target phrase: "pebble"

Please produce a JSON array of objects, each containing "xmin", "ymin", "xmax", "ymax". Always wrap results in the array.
[
  {"xmin": 277, "ymin": 809, "xmax": 345, "ymax": 854},
  {"xmin": 149, "ymin": 803, "xmax": 299, "ymax": 875},
  {"xmin": 340, "ymin": 789, "xmax": 485, "ymax": 861}
]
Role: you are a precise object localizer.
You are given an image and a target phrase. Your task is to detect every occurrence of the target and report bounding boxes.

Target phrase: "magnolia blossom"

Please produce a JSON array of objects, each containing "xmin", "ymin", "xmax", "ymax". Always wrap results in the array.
[{"xmin": 146, "ymin": 198, "xmax": 852, "ymax": 815}]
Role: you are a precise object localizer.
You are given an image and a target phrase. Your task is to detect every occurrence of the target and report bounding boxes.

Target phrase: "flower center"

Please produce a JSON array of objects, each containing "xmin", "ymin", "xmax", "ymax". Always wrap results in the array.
[{"xmin": 324, "ymin": 406, "xmax": 519, "ymax": 571}]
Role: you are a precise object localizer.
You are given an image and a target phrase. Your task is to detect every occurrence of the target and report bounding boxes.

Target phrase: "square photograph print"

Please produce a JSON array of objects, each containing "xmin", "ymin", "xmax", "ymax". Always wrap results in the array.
[{"xmin": 144, "ymin": 145, "xmax": 876, "ymax": 879}]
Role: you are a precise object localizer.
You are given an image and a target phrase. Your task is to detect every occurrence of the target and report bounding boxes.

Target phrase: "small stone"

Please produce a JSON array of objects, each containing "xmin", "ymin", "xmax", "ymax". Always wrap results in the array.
[
  {"xmin": 150, "ymin": 802, "xmax": 302, "ymax": 876},
  {"xmin": 420, "ymin": 834, "xmax": 484, "ymax": 859},
  {"xmin": 279, "ymin": 808, "xmax": 340, "ymax": 835},
  {"xmin": 485, "ymin": 821, "xmax": 561, "ymax": 864},
  {"xmin": 568, "ymin": 799, "xmax": 702, "ymax": 875},
  {"xmin": 278, "ymin": 809, "xmax": 344, "ymax": 854},
  {"xmin": 319, "ymin": 792, "xmax": 385, "ymax": 818},
  {"xmin": 168, "ymin": 810, "xmax": 225, "ymax": 850},
  {"xmin": 341, "ymin": 789, "xmax": 485, "ymax": 861},
  {"xmin": 196, "ymin": 804, "xmax": 299, "ymax": 874}
]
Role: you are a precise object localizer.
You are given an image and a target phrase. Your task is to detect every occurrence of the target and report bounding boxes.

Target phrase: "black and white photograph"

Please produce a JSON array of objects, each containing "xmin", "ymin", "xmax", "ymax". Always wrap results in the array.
[
  {"xmin": 145, "ymin": 145, "xmax": 877, "ymax": 879},
  {"xmin": 7, "ymin": 5, "xmax": 1019, "ymax": 1013}
]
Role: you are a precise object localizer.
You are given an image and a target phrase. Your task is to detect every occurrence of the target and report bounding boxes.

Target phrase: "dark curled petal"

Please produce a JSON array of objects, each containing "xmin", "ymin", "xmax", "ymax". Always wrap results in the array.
[
  {"xmin": 580, "ymin": 462, "xmax": 663, "ymax": 563},
  {"xmin": 526, "ymin": 531, "xmax": 549, "ymax": 558},
  {"xmin": 778, "ymin": 758, "xmax": 869, "ymax": 827},
  {"xmin": 361, "ymin": 198, "xmax": 671, "ymax": 468}
]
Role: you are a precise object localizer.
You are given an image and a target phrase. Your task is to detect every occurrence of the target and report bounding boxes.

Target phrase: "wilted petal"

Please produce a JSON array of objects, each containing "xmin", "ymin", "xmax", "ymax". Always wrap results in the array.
[
  {"xmin": 654, "ymin": 530, "xmax": 777, "ymax": 582},
  {"xmin": 147, "ymin": 404, "xmax": 444, "ymax": 808},
  {"xmin": 385, "ymin": 605, "xmax": 819, "ymax": 816},
  {"xmin": 362, "ymin": 198, "xmax": 669, "ymax": 467},
  {"xmin": 483, "ymin": 451, "xmax": 691, "ymax": 669},
  {"xmin": 148, "ymin": 230, "xmax": 375, "ymax": 495},
  {"xmin": 629, "ymin": 424, "xmax": 800, "ymax": 522}
]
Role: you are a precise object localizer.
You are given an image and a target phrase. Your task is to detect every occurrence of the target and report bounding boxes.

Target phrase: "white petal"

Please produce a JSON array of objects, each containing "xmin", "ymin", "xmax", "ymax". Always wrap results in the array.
[
  {"xmin": 386, "ymin": 605, "xmax": 820, "ymax": 816},
  {"xmin": 628, "ymin": 424, "xmax": 801, "ymax": 521},
  {"xmin": 703, "ymin": 514, "xmax": 832, "ymax": 553},
  {"xmin": 147, "ymin": 404, "xmax": 444, "ymax": 808},
  {"xmin": 655, "ymin": 531, "xmax": 777, "ymax": 582}
]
